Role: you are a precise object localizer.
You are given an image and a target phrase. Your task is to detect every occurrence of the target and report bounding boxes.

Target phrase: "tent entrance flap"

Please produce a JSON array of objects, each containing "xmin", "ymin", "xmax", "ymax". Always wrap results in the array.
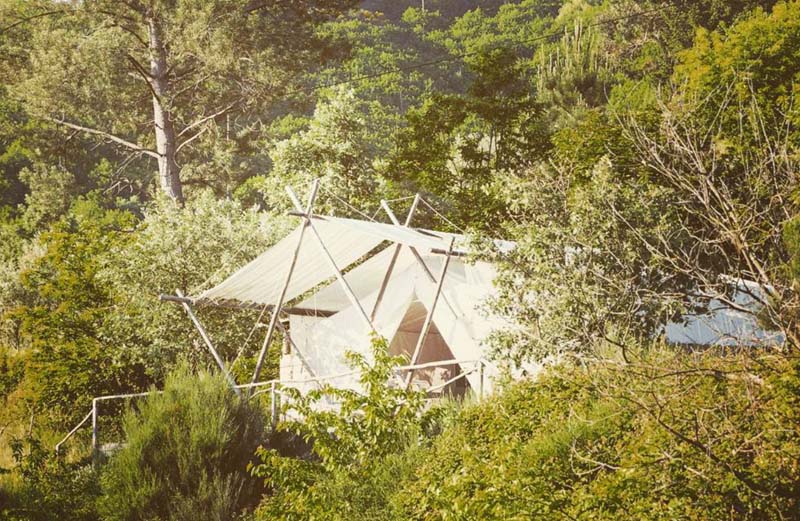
[{"xmin": 389, "ymin": 301, "xmax": 468, "ymax": 395}]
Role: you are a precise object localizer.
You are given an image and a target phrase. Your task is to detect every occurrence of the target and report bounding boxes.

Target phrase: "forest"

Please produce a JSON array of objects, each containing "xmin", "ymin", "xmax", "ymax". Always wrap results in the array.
[{"xmin": 1, "ymin": 0, "xmax": 799, "ymax": 519}]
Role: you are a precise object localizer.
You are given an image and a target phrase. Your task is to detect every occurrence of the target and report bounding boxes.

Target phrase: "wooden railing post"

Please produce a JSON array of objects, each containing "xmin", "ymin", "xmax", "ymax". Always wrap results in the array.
[
  {"xmin": 91, "ymin": 398, "xmax": 98, "ymax": 464},
  {"xmin": 478, "ymin": 361, "xmax": 484, "ymax": 400},
  {"xmin": 270, "ymin": 381, "xmax": 279, "ymax": 429}
]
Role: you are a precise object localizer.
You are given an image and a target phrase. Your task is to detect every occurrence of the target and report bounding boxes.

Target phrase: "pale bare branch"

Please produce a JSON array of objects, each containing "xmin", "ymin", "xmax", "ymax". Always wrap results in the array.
[{"xmin": 46, "ymin": 117, "xmax": 159, "ymax": 159}]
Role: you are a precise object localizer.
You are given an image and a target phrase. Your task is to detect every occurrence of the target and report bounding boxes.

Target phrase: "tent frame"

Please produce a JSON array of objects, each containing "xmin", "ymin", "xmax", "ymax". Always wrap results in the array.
[
  {"xmin": 162, "ymin": 179, "xmax": 463, "ymax": 394},
  {"xmin": 249, "ymin": 180, "xmax": 319, "ymax": 390}
]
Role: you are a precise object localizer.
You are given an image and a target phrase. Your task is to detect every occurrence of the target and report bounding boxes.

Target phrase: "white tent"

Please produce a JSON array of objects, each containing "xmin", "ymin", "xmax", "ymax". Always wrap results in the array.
[
  {"xmin": 189, "ymin": 181, "xmax": 504, "ymax": 396},
  {"xmin": 279, "ymin": 248, "xmax": 501, "ymax": 393},
  {"xmin": 161, "ymin": 181, "xmax": 782, "ymax": 402}
]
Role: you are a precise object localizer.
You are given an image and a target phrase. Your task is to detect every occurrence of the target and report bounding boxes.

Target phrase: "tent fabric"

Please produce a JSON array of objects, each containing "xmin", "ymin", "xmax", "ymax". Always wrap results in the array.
[
  {"xmin": 322, "ymin": 216, "xmax": 466, "ymax": 252},
  {"xmin": 193, "ymin": 215, "xmax": 471, "ymax": 307},
  {"xmin": 286, "ymin": 254, "xmax": 500, "ymax": 393},
  {"xmin": 288, "ymin": 267, "xmax": 419, "ymax": 392},
  {"xmin": 296, "ymin": 244, "xmax": 416, "ymax": 313},
  {"xmin": 664, "ymin": 309, "xmax": 785, "ymax": 346},
  {"xmin": 296, "ymin": 246, "xmax": 472, "ymax": 313},
  {"xmin": 194, "ymin": 218, "xmax": 384, "ymax": 306},
  {"xmin": 194, "ymin": 210, "xmax": 505, "ymax": 394}
]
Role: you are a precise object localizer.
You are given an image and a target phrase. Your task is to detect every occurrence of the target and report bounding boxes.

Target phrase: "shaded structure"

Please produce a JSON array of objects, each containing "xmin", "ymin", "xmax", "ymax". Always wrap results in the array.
[{"xmin": 170, "ymin": 180, "xmax": 506, "ymax": 397}]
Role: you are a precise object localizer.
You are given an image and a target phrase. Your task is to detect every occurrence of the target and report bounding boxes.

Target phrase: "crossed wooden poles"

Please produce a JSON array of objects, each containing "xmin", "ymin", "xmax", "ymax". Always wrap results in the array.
[{"xmin": 161, "ymin": 179, "xmax": 460, "ymax": 395}]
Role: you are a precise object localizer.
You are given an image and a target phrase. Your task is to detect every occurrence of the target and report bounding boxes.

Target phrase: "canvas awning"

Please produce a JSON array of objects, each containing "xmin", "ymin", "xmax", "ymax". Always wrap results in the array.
[{"xmin": 193, "ymin": 215, "xmax": 466, "ymax": 307}]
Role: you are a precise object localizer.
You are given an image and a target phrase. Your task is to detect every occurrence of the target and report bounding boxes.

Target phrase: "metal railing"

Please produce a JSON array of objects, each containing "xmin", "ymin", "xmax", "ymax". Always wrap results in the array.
[{"xmin": 54, "ymin": 358, "xmax": 490, "ymax": 457}]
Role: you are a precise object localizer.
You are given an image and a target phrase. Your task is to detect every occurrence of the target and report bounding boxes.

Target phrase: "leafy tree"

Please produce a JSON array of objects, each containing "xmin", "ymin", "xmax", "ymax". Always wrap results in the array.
[
  {"xmin": 396, "ymin": 348, "xmax": 800, "ymax": 520},
  {"xmin": 1, "ymin": 189, "xmax": 287, "ymax": 458},
  {"xmin": 6, "ymin": 199, "xmax": 145, "ymax": 427},
  {"xmin": 488, "ymin": 153, "xmax": 676, "ymax": 364},
  {"xmin": 675, "ymin": 0, "xmax": 800, "ymax": 142},
  {"xmin": 253, "ymin": 89, "xmax": 382, "ymax": 215},
  {"xmin": 97, "ymin": 191, "xmax": 288, "ymax": 382},
  {"xmin": 251, "ymin": 337, "xmax": 425, "ymax": 519},
  {"xmin": 1, "ymin": 436, "xmax": 99, "ymax": 521},
  {"xmin": 3, "ymin": 0, "xmax": 357, "ymax": 202}
]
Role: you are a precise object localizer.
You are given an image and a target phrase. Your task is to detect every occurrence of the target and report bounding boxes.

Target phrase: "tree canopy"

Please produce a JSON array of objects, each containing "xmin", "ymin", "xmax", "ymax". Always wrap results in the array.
[{"xmin": 1, "ymin": 1, "xmax": 799, "ymax": 519}]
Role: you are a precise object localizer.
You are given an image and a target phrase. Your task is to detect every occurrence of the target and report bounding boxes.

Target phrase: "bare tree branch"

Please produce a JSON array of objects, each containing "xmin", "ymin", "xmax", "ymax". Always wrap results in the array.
[
  {"xmin": 177, "ymin": 101, "xmax": 239, "ymax": 139},
  {"xmin": 0, "ymin": 9, "xmax": 66, "ymax": 34},
  {"xmin": 46, "ymin": 117, "xmax": 159, "ymax": 159}
]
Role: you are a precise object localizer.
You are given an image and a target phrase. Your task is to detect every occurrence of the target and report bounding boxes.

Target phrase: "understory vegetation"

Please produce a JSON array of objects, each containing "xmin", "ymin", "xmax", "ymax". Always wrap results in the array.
[
  {"xmin": 257, "ymin": 346, "xmax": 800, "ymax": 520},
  {"xmin": 1, "ymin": 0, "xmax": 799, "ymax": 519}
]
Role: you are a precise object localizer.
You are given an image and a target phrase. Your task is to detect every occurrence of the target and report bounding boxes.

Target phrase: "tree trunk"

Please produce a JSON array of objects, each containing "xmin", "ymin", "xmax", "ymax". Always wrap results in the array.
[{"xmin": 147, "ymin": 15, "xmax": 184, "ymax": 204}]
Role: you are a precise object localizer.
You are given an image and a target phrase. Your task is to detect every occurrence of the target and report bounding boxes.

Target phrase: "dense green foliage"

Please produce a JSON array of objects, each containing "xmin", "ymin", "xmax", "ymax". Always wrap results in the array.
[
  {"xmin": 246, "ymin": 347, "xmax": 800, "ymax": 520},
  {"xmin": 395, "ymin": 351, "xmax": 800, "ymax": 519},
  {"xmin": 1, "ymin": 0, "xmax": 800, "ymax": 518},
  {"xmin": 251, "ymin": 338, "xmax": 426, "ymax": 519},
  {"xmin": 98, "ymin": 367, "xmax": 265, "ymax": 520},
  {"xmin": 1, "ymin": 367, "xmax": 265, "ymax": 520},
  {"xmin": 1, "ymin": 437, "xmax": 99, "ymax": 521}
]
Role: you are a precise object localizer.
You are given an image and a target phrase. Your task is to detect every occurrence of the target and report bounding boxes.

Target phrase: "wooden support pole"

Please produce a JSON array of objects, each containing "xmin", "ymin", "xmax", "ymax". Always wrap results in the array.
[
  {"xmin": 275, "ymin": 319, "xmax": 317, "ymax": 379},
  {"xmin": 405, "ymin": 237, "xmax": 455, "ymax": 390},
  {"xmin": 380, "ymin": 199, "xmax": 439, "ymax": 282},
  {"xmin": 478, "ymin": 361, "xmax": 484, "ymax": 400},
  {"xmin": 91, "ymin": 398, "xmax": 98, "ymax": 462},
  {"xmin": 371, "ymin": 195, "xmax": 420, "ymax": 322},
  {"xmin": 286, "ymin": 186, "xmax": 376, "ymax": 333},
  {"xmin": 270, "ymin": 381, "xmax": 279, "ymax": 429},
  {"xmin": 176, "ymin": 289, "xmax": 241, "ymax": 396},
  {"xmin": 380, "ymin": 199, "xmax": 459, "ymax": 319},
  {"xmin": 251, "ymin": 180, "xmax": 320, "ymax": 391}
]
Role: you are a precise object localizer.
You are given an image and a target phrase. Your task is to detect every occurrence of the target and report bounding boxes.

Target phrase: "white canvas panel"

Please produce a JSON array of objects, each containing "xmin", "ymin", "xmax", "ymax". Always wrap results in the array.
[
  {"xmin": 411, "ymin": 262, "xmax": 498, "ymax": 391},
  {"xmin": 195, "ymin": 218, "xmax": 384, "ymax": 306},
  {"xmin": 288, "ymin": 273, "xmax": 418, "ymax": 390},
  {"xmin": 322, "ymin": 216, "xmax": 462, "ymax": 252},
  {"xmin": 288, "ymin": 253, "xmax": 501, "ymax": 393},
  {"xmin": 296, "ymin": 245, "xmax": 419, "ymax": 313},
  {"xmin": 664, "ymin": 281, "xmax": 785, "ymax": 346},
  {"xmin": 295, "ymin": 250, "xmax": 471, "ymax": 314}
]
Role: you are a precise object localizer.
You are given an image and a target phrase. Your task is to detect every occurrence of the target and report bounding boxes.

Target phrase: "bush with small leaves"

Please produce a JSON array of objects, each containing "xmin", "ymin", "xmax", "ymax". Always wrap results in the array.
[{"xmin": 98, "ymin": 366, "xmax": 265, "ymax": 521}]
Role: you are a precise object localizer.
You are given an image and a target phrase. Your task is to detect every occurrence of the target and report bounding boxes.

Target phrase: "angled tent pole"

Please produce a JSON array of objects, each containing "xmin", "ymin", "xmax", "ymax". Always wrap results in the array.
[
  {"xmin": 175, "ymin": 289, "xmax": 241, "ymax": 396},
  {"xmin": 380, "ymin": 198, "xmax": 459, "ymax": 318},
  {"xmin": 250, "ymin": 179, "xmax": 320, "ymax": 391},
  {"xmin": 286, "ymin": 186, "xmax": 376, "ymax": 333},
  {"xmin": 371, "ymin": 194, "xmax": 421, "ymax": 321},
  {"xmin": 405, "ymin": 237, "xmax": 455, "ymax": 390},
  {"xmin": 380, "ymin": 199, "xmax": 438, "ymax": 282}
]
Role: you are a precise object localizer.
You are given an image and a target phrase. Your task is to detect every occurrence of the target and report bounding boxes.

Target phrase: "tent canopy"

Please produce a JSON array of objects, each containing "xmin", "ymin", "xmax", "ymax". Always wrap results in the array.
[
  {"xmin": 193, "ymin": 215, "xmax": 472, "ymax": 308},
  {"xmin": 189, "ymin": 189, "xmax": 508, "ymax": 393},
  {"xmin": 285, "ymin": 252, "xmax": 500, "ymax": 391}
]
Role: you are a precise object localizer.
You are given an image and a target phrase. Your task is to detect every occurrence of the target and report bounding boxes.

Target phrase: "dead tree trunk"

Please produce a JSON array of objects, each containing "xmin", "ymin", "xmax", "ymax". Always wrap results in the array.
[{"xmin": 147, "ymin": 14, "xmax": 184, "ymax": 204}]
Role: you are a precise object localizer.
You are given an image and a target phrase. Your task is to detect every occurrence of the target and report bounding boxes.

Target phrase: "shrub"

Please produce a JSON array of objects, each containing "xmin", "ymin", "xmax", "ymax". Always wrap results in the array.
[
  {"xmin": 98, "ymin": 366, "xmax": 264, "ymax": 521},
  {"xmin": 251, "ymin": 337, "xmax": 426, "ymax": 520},
  {"xmin": 0, "ymin": 436, "xmax": 99, "ymax": 521},
  {"xmin": 394, "ymin": 347, "xmax": 800, "ymax": 520}
]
